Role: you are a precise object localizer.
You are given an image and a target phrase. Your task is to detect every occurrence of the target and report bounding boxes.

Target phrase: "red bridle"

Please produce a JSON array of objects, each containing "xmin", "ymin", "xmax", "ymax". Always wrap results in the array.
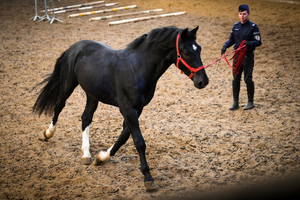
[
  {"xmin": 176, "ymin": 33, "xmax": 247, "ymax": 78},
  {"xmin": 176, "ymin": 34, "xmax": 206, "ymax": 79}
]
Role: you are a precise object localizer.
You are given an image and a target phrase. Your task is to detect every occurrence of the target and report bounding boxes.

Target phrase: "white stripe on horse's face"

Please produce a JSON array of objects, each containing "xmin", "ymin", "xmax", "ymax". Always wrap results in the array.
[
  {"xmin": 82, "ymin": 125, "xmax": 91, "ymax": 158},
  {"xmin": 193, "ymin": 44, "xmax": 197, "ymax": 51}
]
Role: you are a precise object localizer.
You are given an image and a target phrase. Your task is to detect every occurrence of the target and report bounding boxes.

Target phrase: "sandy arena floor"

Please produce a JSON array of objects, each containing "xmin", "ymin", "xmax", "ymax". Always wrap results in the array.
[{"xmin": 0, "ymin": 0, "xmax": 299, "ymax": 199}]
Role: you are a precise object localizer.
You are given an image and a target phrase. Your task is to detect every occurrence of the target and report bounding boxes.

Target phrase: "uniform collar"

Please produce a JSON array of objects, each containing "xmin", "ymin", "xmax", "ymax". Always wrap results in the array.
[{"xmin": 241, "ymin": 20, "xmax": 250, "ymax": 25}]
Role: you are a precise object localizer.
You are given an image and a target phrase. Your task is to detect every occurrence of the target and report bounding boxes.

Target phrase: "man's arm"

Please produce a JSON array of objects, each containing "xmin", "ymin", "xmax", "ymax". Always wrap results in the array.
[
  {"xmin": 221, "ymin": 25, "xmax": 236, "ymax": 54},
  {"xmin": 224, "ymin": 26, "xmax": 236, "ymax": 48},
  {"xmin": 247, "ymin": 25, "xmax": 262, "ymax": 48}
]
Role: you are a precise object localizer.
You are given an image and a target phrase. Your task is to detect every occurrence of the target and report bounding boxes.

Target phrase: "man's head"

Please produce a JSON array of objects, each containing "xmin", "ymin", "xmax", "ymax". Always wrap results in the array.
[{"xmin": 238, "ymin": 5, "xmax": 250, "ymax": 24}]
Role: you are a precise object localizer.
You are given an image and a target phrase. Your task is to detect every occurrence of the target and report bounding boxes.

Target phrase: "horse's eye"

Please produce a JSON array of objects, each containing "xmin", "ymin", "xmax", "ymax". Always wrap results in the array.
[{"xmin": 182, "ymin": 50, "xmax": 189, "ymax": 57}]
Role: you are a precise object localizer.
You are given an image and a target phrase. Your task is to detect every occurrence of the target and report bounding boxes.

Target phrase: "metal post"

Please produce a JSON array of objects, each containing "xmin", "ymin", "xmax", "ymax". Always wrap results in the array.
[
  {"xmin": 40, "ymin": 0, "xmax": 51, "ymax": 21},
  {"xmin": 50, "ymin": 0, "xmax": 63, "ymax": 24},
  {"xmin": 30, "ymin": 0, "xmax": 43, "ymax": 21}
]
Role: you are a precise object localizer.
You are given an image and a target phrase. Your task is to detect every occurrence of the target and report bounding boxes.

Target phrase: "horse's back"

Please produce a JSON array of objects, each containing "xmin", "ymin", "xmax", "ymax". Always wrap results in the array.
[
  {"xmin": 68, "ymin": 40, "xmax": 119, "ymax": 105},
  {"xmin": 66, "ymin": 39, "xmax": 116, "ymax": 75},
  {"xmin": 68, "ymin": 40, "xmax": 113, "ymax": 57}
]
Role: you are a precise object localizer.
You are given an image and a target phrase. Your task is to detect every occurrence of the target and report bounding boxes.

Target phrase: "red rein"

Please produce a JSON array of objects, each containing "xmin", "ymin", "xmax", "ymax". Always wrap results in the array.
[
  {"xmin": 176, "ymin": 33, "xmax": 247, "ymax": 77},
  {"xmin": 222, "ymin": 40, "xmax": 247, "ymax": 75}
]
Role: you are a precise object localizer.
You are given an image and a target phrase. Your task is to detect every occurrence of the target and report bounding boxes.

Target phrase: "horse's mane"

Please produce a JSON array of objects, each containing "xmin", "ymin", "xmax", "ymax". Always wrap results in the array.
[
  {"xmin": 127, "ymin": 34, "xmax": 148, "ymax": 49},
  {"xmin": 127, "ymin": 26, "xmax": 182, "ymax": 50}
]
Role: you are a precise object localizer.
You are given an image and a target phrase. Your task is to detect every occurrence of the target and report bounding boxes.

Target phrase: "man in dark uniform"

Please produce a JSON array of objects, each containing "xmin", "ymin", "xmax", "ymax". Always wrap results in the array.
[{"xmin": 221, "ymin": 5, "xmax": 262, "ymax": 110}]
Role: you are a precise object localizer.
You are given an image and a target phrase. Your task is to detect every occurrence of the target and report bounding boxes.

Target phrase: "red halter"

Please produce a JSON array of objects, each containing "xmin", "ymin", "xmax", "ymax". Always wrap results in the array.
[
  {"xmin": 176, "ymin": 34, "xmax": 205, "ymax": 79},
  {"xmin": 176, "ymin": 33, "xmax": 247, "ymax": 77}
]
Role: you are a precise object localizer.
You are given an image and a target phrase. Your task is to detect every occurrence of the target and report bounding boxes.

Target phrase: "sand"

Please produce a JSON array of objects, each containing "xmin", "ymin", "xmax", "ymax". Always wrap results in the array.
[{"xmin": 0, "ymin": 0, "xmax": 299, "ymax": 199}]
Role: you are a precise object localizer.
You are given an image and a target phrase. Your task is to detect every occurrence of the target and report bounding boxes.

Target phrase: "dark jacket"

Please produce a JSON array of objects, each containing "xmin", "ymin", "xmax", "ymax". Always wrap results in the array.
[{"xmin": 224, "ymin": 20, "xmax": 262, "ymax": 52}]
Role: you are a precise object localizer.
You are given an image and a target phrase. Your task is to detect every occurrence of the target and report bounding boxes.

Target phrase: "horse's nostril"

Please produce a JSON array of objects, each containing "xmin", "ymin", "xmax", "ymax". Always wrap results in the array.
[{"xmin": 199, "ymin": 80, "xmax": 208, "ymax": 88}]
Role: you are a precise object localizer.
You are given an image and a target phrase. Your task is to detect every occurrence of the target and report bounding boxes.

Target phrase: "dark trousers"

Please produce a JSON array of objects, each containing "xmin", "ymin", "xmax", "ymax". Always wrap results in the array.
[
  {"xmin": 232, "ymin": 51, "xmax": 255, "ymax": 102},
  {"xmin": 233, "ymin": 51, "xmax": 254, "ymax": 83}
]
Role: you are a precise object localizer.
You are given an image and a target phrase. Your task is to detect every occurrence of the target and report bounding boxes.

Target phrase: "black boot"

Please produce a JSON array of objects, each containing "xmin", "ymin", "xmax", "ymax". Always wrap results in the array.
[
  {"xmin": 244, "ymin": 81, "xmax": 255, "ymax": 110},
  {"xmin": 229, "ymin": 80, "xmax": 240, "ymax": 110}
]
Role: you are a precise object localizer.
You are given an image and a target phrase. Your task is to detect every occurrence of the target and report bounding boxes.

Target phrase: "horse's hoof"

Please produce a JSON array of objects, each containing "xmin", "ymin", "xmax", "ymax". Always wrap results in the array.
[
  {"xmin": 81, "ymin": 157, "xmax": 93, "ymax": 165},
  {"xmin": 38, "ymin": 131, "xmax": 48, "ymax": 141},
  {"xmin": 144, "ymin": 181, "xmax": 158, "ymax": 192},
  {"xmin": 95, "ymin": 154, "xmax": 104, "ymax": 166}
]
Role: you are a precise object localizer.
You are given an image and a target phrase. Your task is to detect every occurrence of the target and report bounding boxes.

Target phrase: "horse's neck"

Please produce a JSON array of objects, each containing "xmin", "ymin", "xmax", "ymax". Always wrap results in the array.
[{"xmin": 145, "ymin": 46, "xmax": 175, "ymax": 82}]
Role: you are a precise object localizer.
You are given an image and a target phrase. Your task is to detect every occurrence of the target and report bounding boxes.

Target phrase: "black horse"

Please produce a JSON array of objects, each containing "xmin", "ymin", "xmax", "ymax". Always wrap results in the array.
[{"xmin": 33, "ymin": 26, "xmax": 209, "ymax": 191}]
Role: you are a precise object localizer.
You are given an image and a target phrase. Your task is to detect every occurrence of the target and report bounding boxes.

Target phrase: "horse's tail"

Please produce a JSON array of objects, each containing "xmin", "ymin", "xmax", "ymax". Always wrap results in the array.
[{"xmin": 33, "ymin": 51, "xmax": 66, "ymax": 116}]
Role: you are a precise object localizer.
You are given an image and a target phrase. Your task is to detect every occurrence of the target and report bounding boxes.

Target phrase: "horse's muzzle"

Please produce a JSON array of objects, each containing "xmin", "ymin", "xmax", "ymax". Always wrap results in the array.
[
  {"xmin": 195, "ymin": 78, "xmax": 209, "ymax": 89},
  {"xmin": 193, "ymin": 70, "xmax": 209, "ymax": 89}
]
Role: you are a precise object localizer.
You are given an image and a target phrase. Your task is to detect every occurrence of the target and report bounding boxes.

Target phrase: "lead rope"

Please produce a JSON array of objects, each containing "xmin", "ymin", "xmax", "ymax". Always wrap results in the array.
[
  {"xmin": 199, "ymin": 41, "xmax": 247, "ymax": 75},
  {"xmin": 221, "ymin": 40, "xmax": 247, "ymax": 75}
]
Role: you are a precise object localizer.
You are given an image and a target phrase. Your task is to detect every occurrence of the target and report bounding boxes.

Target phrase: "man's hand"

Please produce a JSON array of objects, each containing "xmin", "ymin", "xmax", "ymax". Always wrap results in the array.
[
  {"xmin": 221, "ymin": 46, "xmax": 227, "ymax": 55},
  {"xmin": 245, "ymin": 41, "xmax": 251, "ymax": 48}
]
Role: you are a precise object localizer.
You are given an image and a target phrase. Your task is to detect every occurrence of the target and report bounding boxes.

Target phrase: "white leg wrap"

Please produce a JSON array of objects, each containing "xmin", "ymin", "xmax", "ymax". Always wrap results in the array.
[
  {"xmin": 45, "ymin": 121, "xmax": 56, "ymax": 139},
  {"xmin": 82, "ymin": 126, "xmax": 91, "ymax": 158},
  {"xmin": 99, "ymin": 145, "xmax": 113, "ymax": 162}
]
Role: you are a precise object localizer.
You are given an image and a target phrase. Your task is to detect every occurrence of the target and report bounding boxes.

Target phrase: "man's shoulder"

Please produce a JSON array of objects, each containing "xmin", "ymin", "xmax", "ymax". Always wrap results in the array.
[
  {"xmin": 232, "ymin": 22, "xmax": 241, "ymax": 29},
  {"xmin": 234, "ymin": 22, "xmax": 241, "ymax": 26},
  {"xmin": 248, "ymin": 21, "xmax": 258, "ymax": 27}
]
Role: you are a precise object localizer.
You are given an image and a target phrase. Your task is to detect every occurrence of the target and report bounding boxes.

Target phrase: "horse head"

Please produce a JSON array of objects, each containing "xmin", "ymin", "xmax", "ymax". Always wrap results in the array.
[{"xmin": 176, "ymin": 26, "xmax": 209, "ymax": 89}]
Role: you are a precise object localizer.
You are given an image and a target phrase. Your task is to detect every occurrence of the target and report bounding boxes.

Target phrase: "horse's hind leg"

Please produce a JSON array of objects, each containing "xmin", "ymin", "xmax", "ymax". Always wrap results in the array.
[
  {"xmin": 81, "ymin": 94, "xmax": 98, "ymax": 165},
  {"xmin": 41, "ymin": 121, "xmax": 57, "ymax": 140},
  {"xmin": 95, "ymin": 121, "xmax": 130, "ymax": 165},
  {"xmin": 40, "ymin": 81, "xmax": 78, "ymax": 141},
  {"xmin": 95, "ymin": 108, "xmax": 142, "ymax": 165}
]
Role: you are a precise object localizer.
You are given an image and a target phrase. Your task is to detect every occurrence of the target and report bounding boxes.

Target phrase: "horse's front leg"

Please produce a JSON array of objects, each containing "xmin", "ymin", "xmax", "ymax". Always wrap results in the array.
[
  {"xmin": 131, "ymin": 123, "xmax": 158, "ymax": 192},
  {"xmin": 95, "ymin": 107, "xmax": 157, "ymax": 192},
  {"xmin": 120, "ymin": 107, "xmax": 157, "ymax": 191}
]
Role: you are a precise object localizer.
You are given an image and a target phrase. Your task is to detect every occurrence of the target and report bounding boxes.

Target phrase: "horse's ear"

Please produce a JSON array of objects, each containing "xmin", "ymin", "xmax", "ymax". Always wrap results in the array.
[
  {"xmin": 191, "ymin": 26, "xmax": 199, "ymax": 36},
  {"xmin": 181, "ymin": 28, "xmax": 189, "ymax": 41}
]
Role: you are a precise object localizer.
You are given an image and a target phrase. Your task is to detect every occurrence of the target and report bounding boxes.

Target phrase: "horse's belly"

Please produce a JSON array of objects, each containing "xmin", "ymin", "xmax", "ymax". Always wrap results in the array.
[
  {"xmin": 82, "ymin": 83, "xmax": 119, "ymax": 107},
  {"xmin": 76, "ymin": 66, "xmax": 118, "ymax": 106}
]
